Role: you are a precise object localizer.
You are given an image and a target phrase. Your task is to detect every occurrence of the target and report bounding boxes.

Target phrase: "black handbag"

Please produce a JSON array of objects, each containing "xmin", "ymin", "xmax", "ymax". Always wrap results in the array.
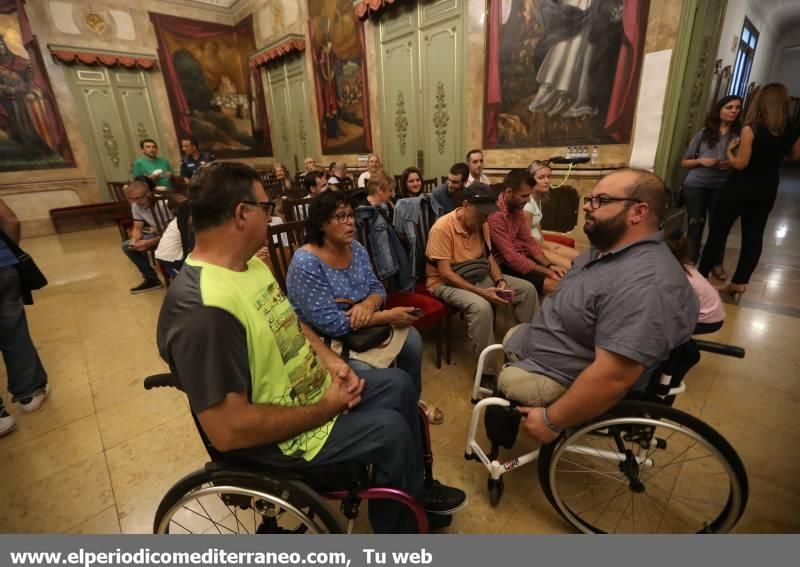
[
  {"xmin": 333, "ymin": 298, "xmax": 392, "ymax": 353},
  {"xmin": 0, "ymin": 229, "xmax": 47, "ymax": 304}
]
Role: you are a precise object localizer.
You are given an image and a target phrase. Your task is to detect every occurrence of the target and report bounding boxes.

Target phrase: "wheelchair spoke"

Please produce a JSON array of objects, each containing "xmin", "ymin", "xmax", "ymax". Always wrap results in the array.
[
  {"xmin": 196, "ymin": 499, "xmax": 223, "ymax": 535},
  {"xmin": 557, "ymin": 458, "xmax": 628, "ymax": 484}
]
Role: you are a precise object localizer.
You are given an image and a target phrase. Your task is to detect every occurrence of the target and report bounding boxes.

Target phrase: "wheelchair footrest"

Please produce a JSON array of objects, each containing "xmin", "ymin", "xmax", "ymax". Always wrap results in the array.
[{"xmin": 485, "ymin": 406, "xmax": 522, "ymax": 449}]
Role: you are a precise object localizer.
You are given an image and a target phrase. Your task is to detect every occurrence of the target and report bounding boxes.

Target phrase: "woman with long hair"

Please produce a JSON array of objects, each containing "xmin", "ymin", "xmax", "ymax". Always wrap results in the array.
[
  {"xmin": 680, "ymin": 95, "xmax": 742, "ymax": 277},
  {"xmin": 523, "ymin": 160, "xmax": 580, "ymax": 269},
  {"xmin": 400, "ymin": 167, "xmax": 424, "ymax": 198},
  {"xmin": 273, "ymin": 162, "xmax": 293, "ymax": 192},
  {"xmin": 698, "ymin": 83, "xmax": 800, "ymax": 299}
]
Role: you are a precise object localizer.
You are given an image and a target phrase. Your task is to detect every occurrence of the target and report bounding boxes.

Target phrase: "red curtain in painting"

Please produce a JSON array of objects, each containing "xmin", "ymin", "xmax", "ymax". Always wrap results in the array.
[
  {"xmin": 604, "ymin": 0, "xmax": 651, "ymax": 141},
  {"xmin": 357, "ymin": 20, "xmax": 372, "ymax": 152},
  {"xmin": 149, "ymin": 13, "xmax": 235, "ymax": 140},
  {"xmin": 484, "ymin": 0, "xmax": 503, "ymax": 145},
  {"xmin": 0, "ymin": 0, "xmax": 73, "ymax": 162}
]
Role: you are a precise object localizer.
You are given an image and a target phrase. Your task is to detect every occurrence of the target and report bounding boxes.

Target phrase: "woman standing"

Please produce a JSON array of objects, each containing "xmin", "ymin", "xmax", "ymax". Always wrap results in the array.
[
  {"xmin": 680, "ymin": 96, "xmax": 742, "ymax": 278},
  {"xmin": 698, "ymin": 83, "xmax": 800, "ymax": 299},
  {"xmin": 523, "ymin": 160, "xmax": 580, "ymax": 269},
  {"xmin": 400, "ymin": 167, "xmax": 424, "ymax": 198}
]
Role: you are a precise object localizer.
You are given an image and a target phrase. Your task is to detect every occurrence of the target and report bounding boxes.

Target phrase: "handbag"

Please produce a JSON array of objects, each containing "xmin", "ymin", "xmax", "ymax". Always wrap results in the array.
[
  {"xmin": 451, "ymin": 258, "xmax": 490, "ymax": 284},
  {"xmin": 0, "ymin": 229, "xmax": 47, "ymax": 304},
  {"xmin": 334, "ymin": 298, "xmax": 392, "ymax": 353}
]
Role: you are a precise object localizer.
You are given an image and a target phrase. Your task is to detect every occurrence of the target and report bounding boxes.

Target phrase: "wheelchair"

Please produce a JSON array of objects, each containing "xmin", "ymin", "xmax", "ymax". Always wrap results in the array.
[
  {"xmin": 465, "ymin": 339, "xmax": 749, "ymax": 533},
  {"xmin": 143, "ymin": 374, "xmax": 437, "ymax": 534}
]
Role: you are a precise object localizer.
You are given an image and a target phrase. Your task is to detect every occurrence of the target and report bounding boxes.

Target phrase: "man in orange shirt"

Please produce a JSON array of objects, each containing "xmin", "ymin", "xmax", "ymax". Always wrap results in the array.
[{"xmin": 425, "ymin": 184, "xmax": 538, "ymax": 384}]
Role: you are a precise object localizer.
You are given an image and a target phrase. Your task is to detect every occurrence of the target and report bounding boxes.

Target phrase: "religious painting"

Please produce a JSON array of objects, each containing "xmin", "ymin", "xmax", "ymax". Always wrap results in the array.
[
  {"xmin": 0, "ymin": 0, "xmax": 74, "ymax": 172},
  {"xmin": 308, "ymin": 0, "xmax": 372, "ymax": 154},
  {"xmin": 484, "ymin": 0, "xmax": 650, "ymax": 149},
  {"xmin": 150, "ymin": 13, "xmax": 272, "ymax": 158}
]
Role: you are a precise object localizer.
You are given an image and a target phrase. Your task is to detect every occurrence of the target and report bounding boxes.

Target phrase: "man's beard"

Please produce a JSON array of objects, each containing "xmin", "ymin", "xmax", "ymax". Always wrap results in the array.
[{"xmin": 584, "ymin": 209, "xmax": 628, "ymax": 252}]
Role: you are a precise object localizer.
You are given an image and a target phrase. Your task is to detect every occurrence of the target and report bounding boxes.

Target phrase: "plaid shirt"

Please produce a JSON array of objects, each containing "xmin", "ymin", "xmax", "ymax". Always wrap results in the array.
[{"xmin": 487, "ymin": 193, "xmax": 543, "ymax": 274}]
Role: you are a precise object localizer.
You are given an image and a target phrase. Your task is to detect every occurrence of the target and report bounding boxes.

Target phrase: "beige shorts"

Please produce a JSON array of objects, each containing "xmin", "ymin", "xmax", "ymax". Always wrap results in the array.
[{"xmin": 498, "ymin": 324, "xmax": 567, "ymax": 406}]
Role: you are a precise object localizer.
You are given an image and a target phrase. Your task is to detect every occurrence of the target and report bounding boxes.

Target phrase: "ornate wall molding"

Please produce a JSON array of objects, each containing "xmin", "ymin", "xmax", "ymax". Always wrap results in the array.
[
  {"xmin": 250, "ymin": 34, "xmax": 306, "ymax": 68},
  {"xmin": 433, "ymin": 81, "xmax": 449, "ymax": 155},
  {"xmin": 394, "ymin": 91, "xmax": 408, "ymax": 156}
]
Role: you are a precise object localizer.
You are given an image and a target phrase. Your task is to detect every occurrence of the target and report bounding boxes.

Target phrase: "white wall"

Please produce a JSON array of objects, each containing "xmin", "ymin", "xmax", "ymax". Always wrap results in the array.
[
  {"xmin": 776, "ymin": 46, "xmax": 800, "ymax": 97},
  {"xmin": 714, "ymin": 0, "xmax": 782, "ymax": 95}
]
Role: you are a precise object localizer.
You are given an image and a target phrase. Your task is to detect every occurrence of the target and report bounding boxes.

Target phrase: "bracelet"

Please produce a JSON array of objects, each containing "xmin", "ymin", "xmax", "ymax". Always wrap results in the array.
[
  {"xmin": 542, "ymin": 407, "xmax": 563, "ymax": 434},
  {"xmin": 494, "ymin": 278, "xmax": 506, "ymax": 286}
]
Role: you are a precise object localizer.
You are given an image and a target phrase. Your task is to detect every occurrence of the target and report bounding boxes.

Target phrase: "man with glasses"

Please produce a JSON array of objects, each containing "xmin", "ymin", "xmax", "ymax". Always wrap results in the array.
[
  {"xmin": 158, "ymin": 162, "xmax": 463, "ymax": 533},
  {"xmin": 500, "ymin": 169, "xmax": 698, "ymax": 445}
]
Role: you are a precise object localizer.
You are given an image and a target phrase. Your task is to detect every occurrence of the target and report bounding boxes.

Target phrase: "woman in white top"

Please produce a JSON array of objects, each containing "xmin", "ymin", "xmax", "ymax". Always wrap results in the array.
[{"xmin": 523, "ymin": 160, "xmax": 580, "ymax": 270}]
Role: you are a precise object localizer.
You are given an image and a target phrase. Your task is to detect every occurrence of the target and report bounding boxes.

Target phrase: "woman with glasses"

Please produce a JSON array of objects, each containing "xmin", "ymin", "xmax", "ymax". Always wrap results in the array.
[
  {"xmin": 680, "ymin": 95, "xmax": 742, "ymax": 279},
  {"xmin": 523, "ymin": 160, "xmax": 581, "ymax": 269},
  {"xmin": 286, "ymin": 191, "xmax": 427, "ymax": 412}
]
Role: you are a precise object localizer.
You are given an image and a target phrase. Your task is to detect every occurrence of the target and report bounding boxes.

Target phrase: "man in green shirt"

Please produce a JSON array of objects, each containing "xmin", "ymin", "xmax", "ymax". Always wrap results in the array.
[
  {"xmin": 156, "ymin": 161, "xmax": 466, "ymax": 532},
  {"xmin": 132, "ymin": 139, "xmax": 174, "ymax": 190}
]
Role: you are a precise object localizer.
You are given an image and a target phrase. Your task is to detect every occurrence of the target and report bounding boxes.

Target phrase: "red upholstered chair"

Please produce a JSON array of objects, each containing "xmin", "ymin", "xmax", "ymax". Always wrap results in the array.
[{"xmin": 543, "ymin": 233, "xmax": 576, "ymax": 248}]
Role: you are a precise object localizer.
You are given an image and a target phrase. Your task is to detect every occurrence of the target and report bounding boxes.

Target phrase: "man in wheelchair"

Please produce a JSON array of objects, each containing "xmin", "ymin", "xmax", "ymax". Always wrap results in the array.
[
  {"xmin": 156, "ymin": 162, "xmax": 465, "ymax": 533},
  {"xmin": 500, "ymin": 169, "xmax": 700, "ymax": 444}
]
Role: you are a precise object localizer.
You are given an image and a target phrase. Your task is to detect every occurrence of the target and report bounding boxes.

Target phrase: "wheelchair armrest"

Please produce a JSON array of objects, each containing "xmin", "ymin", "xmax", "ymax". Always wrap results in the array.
[
  {"xmin": 143, "ymin": 373, "xmax": 179, "ymax": 390},
  {"xmin": 695, "ymin": 339, "xmax": 745, "ymax": 358}
]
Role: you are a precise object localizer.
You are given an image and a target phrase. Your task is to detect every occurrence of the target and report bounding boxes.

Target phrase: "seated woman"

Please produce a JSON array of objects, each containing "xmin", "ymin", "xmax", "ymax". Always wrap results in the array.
[
  {"xmin": 524, "ymin": 161, "xmax": 580, "ymax": 269},
  {"xmin": 400, "ymin": 167, "xmax": 424, "ymax": 198},
  {"xmin": 665, "ymin": 231, "xmax": 725, "ymax": 335},
  {"xmin": 274, "ymin": 162, "xmax": 294, "ymax": 193},
  {"xmin": 286, "ymin": 191, "xmax": 437, "ymax": 418}
]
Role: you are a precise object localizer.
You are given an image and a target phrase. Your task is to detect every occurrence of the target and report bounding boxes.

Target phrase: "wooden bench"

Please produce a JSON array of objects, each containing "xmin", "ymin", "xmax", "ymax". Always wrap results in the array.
[{"xmin": 50, "ymin": 202, "xmax": 128, "ymax": 233}]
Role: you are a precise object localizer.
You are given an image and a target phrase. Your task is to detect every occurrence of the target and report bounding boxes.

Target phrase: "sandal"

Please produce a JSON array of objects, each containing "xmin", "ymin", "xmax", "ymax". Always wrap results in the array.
[{"xmin": 419, "ymin": 400, "xmax": 444, "ymax": 425}]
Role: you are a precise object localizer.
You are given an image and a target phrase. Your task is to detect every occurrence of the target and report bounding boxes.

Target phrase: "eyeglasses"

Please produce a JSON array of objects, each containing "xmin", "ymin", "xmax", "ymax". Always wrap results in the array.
[
  {"xmin": 583, "ymin": 196, "xmax": 642, "ymax": 210},
  {"xmin": 242, "ymin": 200, "xmax": 275, "ymax": 214},
  {"xmin": 332, "ymin": 212, "xmax": 355, "ymax": 224}
]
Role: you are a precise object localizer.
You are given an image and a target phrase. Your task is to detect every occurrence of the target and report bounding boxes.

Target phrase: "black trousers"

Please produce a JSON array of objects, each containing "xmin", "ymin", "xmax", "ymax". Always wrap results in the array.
[{"xmin": 698, "ymin": 184, "xmax": 778, "ymax": 285}]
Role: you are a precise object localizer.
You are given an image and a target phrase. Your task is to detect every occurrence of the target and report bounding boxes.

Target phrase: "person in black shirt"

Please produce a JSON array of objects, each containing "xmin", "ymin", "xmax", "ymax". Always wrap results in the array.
[{"xmin": 179, "ymin": 137, "xmax": 214, "ymax": 180}]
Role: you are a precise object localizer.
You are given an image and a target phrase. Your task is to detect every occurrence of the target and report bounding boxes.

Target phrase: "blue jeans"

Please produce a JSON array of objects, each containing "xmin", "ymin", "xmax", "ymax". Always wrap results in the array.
[
  {"xmin": 122, "ymin": 235, "xmax": 159, "ymax": 281},
  {"xmin": 683, "ymin": 184, "xmax": 726, "ymax": 265},
  {"xmin": 231, "ymin": 368, "xmax": 424, "ymax": 533},
  {"xmin": 0, "ymin": 266, "xmax": 48, "ymax": 412},
  {"xmin": 348, "ymin": 326, "xmax": 423, "ymax": 397}
]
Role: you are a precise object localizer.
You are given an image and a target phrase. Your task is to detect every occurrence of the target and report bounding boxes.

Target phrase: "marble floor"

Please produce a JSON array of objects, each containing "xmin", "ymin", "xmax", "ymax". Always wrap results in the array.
[{"xmin": 1, "ymin": 169, "xmax": 800, "ymax": 534}]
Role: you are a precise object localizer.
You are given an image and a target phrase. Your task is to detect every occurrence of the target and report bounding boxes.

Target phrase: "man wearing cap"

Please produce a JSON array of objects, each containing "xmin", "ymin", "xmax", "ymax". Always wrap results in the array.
[{"xmin": 425, "ymin": 183, "xmax": 538, "ymax": 385}]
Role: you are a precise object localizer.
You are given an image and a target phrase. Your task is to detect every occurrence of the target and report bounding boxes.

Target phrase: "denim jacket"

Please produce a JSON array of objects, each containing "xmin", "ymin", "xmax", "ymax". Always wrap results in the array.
[
  {"xmin": 392, "ymin": 194, "xmax": 444, "ymax": 287},
  {"xmin": 356, "ymin": 204, "xmax": 414, "ymax": 291}
]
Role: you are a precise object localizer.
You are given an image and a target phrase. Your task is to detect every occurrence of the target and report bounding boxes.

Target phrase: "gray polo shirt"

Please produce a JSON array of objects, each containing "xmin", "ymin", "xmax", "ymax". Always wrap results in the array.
[{"xmin": 505, "ymin": 233, "xmax": 699, "ymax": 391}]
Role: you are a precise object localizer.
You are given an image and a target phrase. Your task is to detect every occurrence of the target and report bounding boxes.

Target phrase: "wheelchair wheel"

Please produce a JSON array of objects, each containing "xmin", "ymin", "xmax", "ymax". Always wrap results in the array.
[
  {"xmin": 539, "ymin": 401, "xmax": 748, "ymax": 534},
  {"xmin": 154, "ymin": 467, "xmax": 344, "ymax": 534}
]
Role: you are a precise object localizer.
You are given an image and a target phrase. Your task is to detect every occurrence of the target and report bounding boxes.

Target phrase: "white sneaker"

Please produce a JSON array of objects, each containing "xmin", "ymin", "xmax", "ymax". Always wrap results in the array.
[
  {"xmin": 0, "ymin": 409, "xmax": 16, "ymax": 437},
  {"xmin": 20, "ymin": 385, "xmax": 49, "ymax": 414}
]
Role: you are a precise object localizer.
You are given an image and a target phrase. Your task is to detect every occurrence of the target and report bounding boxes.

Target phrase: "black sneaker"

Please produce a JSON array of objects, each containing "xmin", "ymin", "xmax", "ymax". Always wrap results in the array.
[
  {"xmin": 480, "ymin": 373, "xmax": 497, "ymax": 391},
  {"xmin": 426, "ymin": 512, "xmax": 452, "ymax": 531},
  {"xmin": 130, "ymin": 279, "xmax": 163, "ymax": 294},
  {"xmin": 423, "ymin": 480, "xmax": 468, "ymax": 515}
]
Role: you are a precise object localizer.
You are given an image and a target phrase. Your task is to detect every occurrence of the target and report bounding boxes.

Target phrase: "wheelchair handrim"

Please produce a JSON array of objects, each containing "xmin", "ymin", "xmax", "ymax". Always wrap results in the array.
[
  {"xmin": 548, "ymin": 415, "xmax": 744, "ymax": 534},
  {"xmin": 157, "ymin": 484, "xmax": 323, "ymax": 534}
]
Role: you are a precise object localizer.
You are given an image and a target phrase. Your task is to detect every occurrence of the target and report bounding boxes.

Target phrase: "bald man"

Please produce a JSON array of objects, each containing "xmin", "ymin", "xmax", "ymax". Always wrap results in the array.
[{"xmin": 501, "ymin": 169, "xmax": 699, "ymax": 444}]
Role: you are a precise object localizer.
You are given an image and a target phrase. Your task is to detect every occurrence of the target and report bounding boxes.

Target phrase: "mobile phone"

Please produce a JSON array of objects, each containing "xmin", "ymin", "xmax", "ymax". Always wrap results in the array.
[
  {"xmin": 409, "ymin": 308, "xmax": 425, "ymax": 317},
  {"xmin": 496, "ymin": 289, "xmax": 515, "ymax": 302}
]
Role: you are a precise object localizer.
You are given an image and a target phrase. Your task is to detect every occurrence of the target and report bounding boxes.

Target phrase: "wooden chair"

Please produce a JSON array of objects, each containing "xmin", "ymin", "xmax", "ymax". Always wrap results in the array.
[
  {"xmin": 266, "ymin": 220, "xmax": 307, "ymax": 293},
  {"xmin": 283, "ymin": 197, "xmax": 313, "ymax": 223},
  {"xmin": 150, "ymin": 193, "xmax": 177, "ymax": 286},
  {"xmin": 440, "ymin": 175, "xmax": 448, "ymax": 185},
  {"xmin": 422, "ymin": 178, "xmax": 437, "ymax": 193},
  {"xmin": 108, "ymin": 181, "xmax": 132, "ymax": 240}
]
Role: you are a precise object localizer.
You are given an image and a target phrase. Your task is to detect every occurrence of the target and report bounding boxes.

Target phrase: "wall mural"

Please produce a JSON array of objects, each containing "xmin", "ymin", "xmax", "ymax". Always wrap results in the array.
[
  {"xmin": 0, "ymin": 0, "xmax": 74, "ymax": 172},
  {"xmin": 308, "ymin": 0, "xmax": 372, "ymax": 155},
  {"xmin": 149, "ymin": 13, "xmax": 272, "ymax": 158},
  {"xmin": 484, "ymin": 0, "xmax": 650, "ymax": 149}
]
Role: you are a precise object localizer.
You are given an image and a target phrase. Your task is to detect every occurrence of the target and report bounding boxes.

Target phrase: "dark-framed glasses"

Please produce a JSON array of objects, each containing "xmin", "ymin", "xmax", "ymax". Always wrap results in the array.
[
  {"xmin": 332, "ymin": 212, "xmax": 355, "ymax": 224},
  {"xmin": 583, "ymin": 196, "xmax": 642, "ymax": 210},
  {"xmin": 242, "ymin": 200, "xmax": 275, "ymax": 215}
]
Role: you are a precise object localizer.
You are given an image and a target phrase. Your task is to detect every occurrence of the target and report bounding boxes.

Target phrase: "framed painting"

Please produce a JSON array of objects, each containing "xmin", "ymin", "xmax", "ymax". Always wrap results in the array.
[
  {"xmin": 484, "ymin": 0, "xmax": 650, "ymax": 149},
  {"xmin": 150, "ymin": 13, "xmax": 272, "ymax": 158},
  {"xmin": 0, "ymin": 0, "xmax": 74, "ymax": 172},
  {"xmin": 308, "ymin": 0, "xmax": 372, "ymax": 155}
]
